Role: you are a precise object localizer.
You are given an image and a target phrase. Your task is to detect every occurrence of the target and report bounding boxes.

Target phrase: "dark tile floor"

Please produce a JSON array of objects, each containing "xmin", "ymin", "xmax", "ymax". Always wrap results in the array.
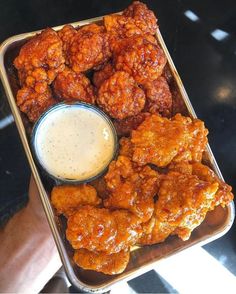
[{"xmin": 0, "ymin": 0, "xmax": 235, "ymax": 292}]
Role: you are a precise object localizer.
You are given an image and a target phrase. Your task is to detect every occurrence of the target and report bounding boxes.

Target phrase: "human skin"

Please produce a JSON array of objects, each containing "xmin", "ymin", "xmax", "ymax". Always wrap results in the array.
[{"xmin": 0, "ymin": 176, "xmax": 61, "ymax": 293}]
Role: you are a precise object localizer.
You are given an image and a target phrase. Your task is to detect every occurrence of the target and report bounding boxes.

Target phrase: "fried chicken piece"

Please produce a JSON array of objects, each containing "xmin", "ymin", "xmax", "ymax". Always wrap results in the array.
[
  {"xmin": 58, "ymin": 25, "xmax": 77, "ymax": 62},
  {"xmin": 68, "ymin": 24, "xmax": 111, "ymax": 73},
  {"xmin": 73, "ymin": 249, "xmax": 130, "ymax": 275},
  {"xmin": 123, "ymin": 1, "xmax": 158, "ymax": 35},
  {"xmin": 93, "ymin": 63, "xmax": 115, "ymax": 88},
  {"xmin": 170, "ymin": 162, "xmax": 234, "ymax": 207},
  {"xmin": 14, "ymin": 28, "xmax": 65, "ymax": 86},
  {"xmin": 114, "ymin": 112, "xmax": 150, "ymax": 137},
  {"xmin": 139, "ymin": 216, "xmax": 174, "ymax": 245},
  {"xmin": 90, "ymin": 177, "xmax": 110, "ymax": 200},
  {"xmin": 104, "ymin": 156, "xmax": 159, "ymax": 222},
  {"xmin": 104, "ymin": 1, "xmax": 157, "ymax": 50},
  {"xmin": 114, "ymin": 35, "xmax": 166, "ymax": 85},
  {"xmin": 143, "ymin": 76, "xmax": 172, "ymax": 117},
  {"xmin": 97, "ymin": 71, "xmax": 145, "ymax": 119},
  {"xmin": 119, "ymin": 137, "xmax": 134, "ymax": 159},
  {"xmin": 192, "ymin": 162, "xmax": 234, "ymax": 207},
  {"xmin": 66, "ymin": 206, "xmax": 142, "ymax": 254},
  {"xmin": 162, "ymin": 65, "xmax": 173, "ymax": 84},
  {"xmin": 53, "ymin": 67, "xmax": 95, "ymax": 103},
  {"xmin": 51, "ymin": 184, "xmax": 101, "ymax": 217},
  {"xmin": 131, "ymin": 114, "xmax": 208, "ymax": 167},
  {"xmin": 140, "ymin": 171, "xmax": 219, "ymax": 243},
  {"xmin": 104, "ymin": 14, "xmax": 143, "ymax": 50},
  {"xmin": 16, "ymin": 86, "xmax": 56, "ymax": 122}
]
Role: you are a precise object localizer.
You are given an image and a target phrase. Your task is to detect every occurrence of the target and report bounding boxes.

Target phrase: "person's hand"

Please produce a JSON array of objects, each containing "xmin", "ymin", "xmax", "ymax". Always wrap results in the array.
[{"xmin": 0, "ymin": 176, "xmax": 62, "ymax": 293}]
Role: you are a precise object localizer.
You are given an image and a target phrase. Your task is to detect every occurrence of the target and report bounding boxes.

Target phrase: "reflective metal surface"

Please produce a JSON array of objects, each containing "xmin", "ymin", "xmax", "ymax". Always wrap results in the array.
[{"xmin": 0, "ymin": 14, "xmax": 234, "ymax": 293}]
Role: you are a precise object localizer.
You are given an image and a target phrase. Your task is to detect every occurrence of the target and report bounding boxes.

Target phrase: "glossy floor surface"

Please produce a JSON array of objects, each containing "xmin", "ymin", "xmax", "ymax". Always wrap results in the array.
[{"xmin": 0, "ymin": 0, "xmax": 235, "ymax": 293}]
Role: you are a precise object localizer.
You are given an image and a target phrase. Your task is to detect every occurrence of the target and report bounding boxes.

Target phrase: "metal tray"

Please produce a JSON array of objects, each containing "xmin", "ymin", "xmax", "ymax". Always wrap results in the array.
[{"xmin": 0, "ymin": 14, "xmax": 234, "ymax": 293}]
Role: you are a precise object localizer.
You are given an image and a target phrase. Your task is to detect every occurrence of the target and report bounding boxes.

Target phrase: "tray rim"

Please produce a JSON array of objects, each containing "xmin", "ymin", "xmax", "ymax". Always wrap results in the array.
[{"xmin": 0, "ymin": 14, "xmax": 234, "ymax": 293}]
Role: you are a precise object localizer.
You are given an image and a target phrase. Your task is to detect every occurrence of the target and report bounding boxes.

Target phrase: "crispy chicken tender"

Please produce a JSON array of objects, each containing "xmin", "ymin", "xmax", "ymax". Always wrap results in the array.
[
  {"xmin": 68, "ymin": 24, "xmax": 111, "ymax": 73},
  {"xmin": 104, "ymin": 156, "xmax": 159, "ymax": 222},
  {"xmin": 123, "ymin": 1, "xmax": 158, "ymax": 35},
  {"xmin": 93, "ymin": 63, "xmax": 115, "ymax": 88},
  {"xmin": 131, "ymin": 114, "xmax": 208, "ymax": 167},
  {"xmin": 14, "ymin": 28, "xmax": 65, "ymax": 86},
  {"xmin": 139, "ymin": 171, "xmax": 219, "ymax": 244},
  {"xmin": 143, "ymin": 76, "xmax": 172, "ymax": 117},
  {"xmin": 97, "ymin": 71, "xmax": 145, "ymax": 119},
  {"xmin": 58, "ymin": 25, "xmax": 77, "ymax": 64},
  {"xmin": 66, "ymin": 206, "xmax": 142, "ymax": 254},
  {"xmin": 73, "ymin": 249, "xmax": 130, "ymax": 275},
  {"xmin": 114, "ymin": 35, "xmax": 166, "ymax": 85},
  {"xmin": 114, "ymin": 112, "xmax": 150, "ymax": 137},
  {"xmin": 51, "ymin": 184, "xmax": 101, "ymax": 217},
  {"xmin": 16, "ymin": 86, "xmax": 56, "ymax": 122},
  {"xmin": 53, "ymin": 67, "xmax": 95, "ymax": 103}
]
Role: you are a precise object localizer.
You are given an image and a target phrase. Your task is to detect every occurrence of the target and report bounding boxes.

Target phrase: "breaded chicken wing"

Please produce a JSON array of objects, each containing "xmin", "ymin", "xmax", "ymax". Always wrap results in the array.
[
  {"xmin": 16, "ymin": 86, "xmax": 56, "ymax": 122},
  {"xmin": 66, "ymin": 206, "xmax": 142, "ymax": 254},
  {"xmin": 104, "ymin": 14, "xmax": 143, "ymax": 50},
  {"xmin": 97, "ymin": 71, "xmax": 145, "ymax": 119},
  {"xmin": 131, "ymin": 114, "xmax": 208, "ymax": 167},
  {"xmin": 143, "ymin": 76, "xmax": 172, "ymax": 117},
  {"xmin": 119, "ymin": 137, "xmax": 134, "ymax": 159},
  {"xmin": 139, "ymin": 171, "xmax": 219, "ymax": 243},
  {"xmin": 114, "ymin": 112, "xmax": 150, "ymax": 137},
  {"xmin": 104, "ymin": 156, "xmax": 159, "ymax": 222},
  {"xmin": 73, "ymin": 249, "xmax": 130, "ymax": 275},
  {"xmin": 14, "ymin": 28, "xmax": 65, "ymax": 86},
  {"xmin": 114, "ymin": 35, "xmax": 166, "ymax": 85},
  {"xmin": 53, "ymin": 67, "xmax": 95, "ymax": 103},
  {"xmin": 51, "ymin": 184, "xmax": 101, "ymax": 217},
  {"xmin": 169, "ymin": 162, "xmax": 234, "ymax": 207},
  {"xmin": 68, "ymin": 24, "xmax": 111, "ymax": 73},
  {"xmin": 123, "ymin": 1, "xmax": 158, "ymax": 35},
  {"xmin": 93, "ymin": 63, "xmax": 115, "ymax": 88},
  {"xmin": 58, "ymin": 25, "xmax": 77, "ymax": 63}
]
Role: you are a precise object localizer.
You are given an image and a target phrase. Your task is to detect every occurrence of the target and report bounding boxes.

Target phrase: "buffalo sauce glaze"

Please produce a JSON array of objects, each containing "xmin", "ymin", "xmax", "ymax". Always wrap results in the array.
[{"xmin": 34, "ymin": 106, "xmax": 115, "ymax": 181}]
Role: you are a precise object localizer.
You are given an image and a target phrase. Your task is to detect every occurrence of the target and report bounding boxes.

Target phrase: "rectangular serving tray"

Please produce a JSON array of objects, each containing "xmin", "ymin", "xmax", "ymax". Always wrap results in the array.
[{"xmin": 0, "ymin": 14, "xmax": 234, "ymax": 293}]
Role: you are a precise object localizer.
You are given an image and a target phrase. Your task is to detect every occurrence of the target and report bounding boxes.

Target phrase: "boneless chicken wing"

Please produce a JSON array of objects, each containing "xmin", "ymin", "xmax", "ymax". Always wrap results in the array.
[
  {"xmin": 53, "ymin": 67, "xmax": 95, "ymax": 103},
  {"xmin": 97, "ymin": 71, "xmax": 145, "ymax": 119},
  {"xmin": 51, "ymin": 184, "xmax": 101, "ymax": 217},
  {"xmin": 114, "ymin": 112, "xmax": 150, "ymax": 137},
  {"xmin": 139, "ymin": 171, "xmax": 219, "ymax": 243},
  {"xmin": 119, "ymin": 137, "xmax": 134, "ymax": 159},
  {"xmin": 104, "ymin": 156, "xmax": 159, "ymax": 222},
  {"xmin": 16, "ymin": 86, "xmax": 56, "ymax": 122},
  {"xmin": 73, "ymin": 249, "xmax": 130, "ymax": 275},
  {"xmin": 143, "ymin": 76, "xmax": 173, "ymax": 117},
  {"xmin": 14, "ymin": 28, "xmax": 65, "ymax": 86},
  {"xmin": 68, "ymin": 24, "xmax": 111, "ymax": 73},
  {"xmin": 66, "ymin": 206, "xmax": 142, "ymax": 254},
  {"xmin": 104, "ymin": 14, "xmax": 143, "ymax": 50},
  {"xmin": 114, "ymin": 35, "xmax": 166, "ymax": 85},
  {"xmin": 58, "ymin": 25, "xmax": 77, "ymax": 63},
  {"xmin": 169, "ymin": 162, "xmax": 234, "ymax": 207},
  {"xmin": 93, "ymin": 63, "xmax": 115, "ymax": 89},
  {"xmin": 131, "ymin": 114, "xmax": 208, "ymax": 167},
  {"xmin": 123, "ymin": 1, "xmax": 158, "ymax": 35}
]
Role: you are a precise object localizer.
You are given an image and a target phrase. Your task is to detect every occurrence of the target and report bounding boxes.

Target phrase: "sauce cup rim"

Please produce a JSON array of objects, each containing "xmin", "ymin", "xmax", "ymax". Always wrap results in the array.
[{"xmin": 31, "ymin": 101, "xmax": 118, "ymax": 185}]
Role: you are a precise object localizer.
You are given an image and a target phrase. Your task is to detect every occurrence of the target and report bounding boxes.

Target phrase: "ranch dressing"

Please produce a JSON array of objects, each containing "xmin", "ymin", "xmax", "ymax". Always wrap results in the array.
[{"xmin": 34, "ymin": 105, "xmax": 116, "ymax": 181}]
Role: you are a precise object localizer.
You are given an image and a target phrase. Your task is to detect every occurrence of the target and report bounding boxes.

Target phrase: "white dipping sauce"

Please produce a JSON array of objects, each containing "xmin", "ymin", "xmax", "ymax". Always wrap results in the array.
[{"xmin": 34, "ymin": 105, "xmax": 115, "ymax": 181}]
